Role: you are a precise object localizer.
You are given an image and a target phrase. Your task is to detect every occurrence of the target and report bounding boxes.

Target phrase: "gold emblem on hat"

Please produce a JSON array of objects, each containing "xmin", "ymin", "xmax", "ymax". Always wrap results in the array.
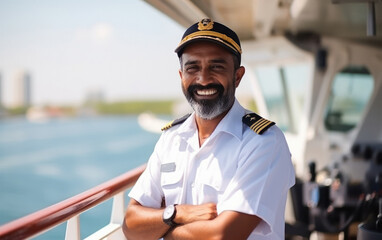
[{"xmin": 198, "ymin": 18, "xmax": 214, "ymax": 31}]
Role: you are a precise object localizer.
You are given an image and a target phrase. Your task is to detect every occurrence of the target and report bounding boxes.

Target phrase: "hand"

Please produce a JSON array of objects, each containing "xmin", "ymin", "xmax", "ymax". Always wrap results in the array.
[{"xmin": 174, "ymin": 203, "xmax": 217, "ymax": 225}]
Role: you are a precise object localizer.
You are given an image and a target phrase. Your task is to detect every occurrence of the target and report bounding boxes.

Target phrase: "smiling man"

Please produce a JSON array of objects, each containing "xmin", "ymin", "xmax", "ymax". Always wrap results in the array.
[{"xmin": 123, "ymin": 18, "xmax": 295, "ymax": 240}]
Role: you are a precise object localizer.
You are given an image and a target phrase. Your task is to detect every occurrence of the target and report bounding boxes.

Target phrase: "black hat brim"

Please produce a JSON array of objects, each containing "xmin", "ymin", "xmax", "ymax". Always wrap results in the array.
[{"xmin": 175, "ymin": 36, "xmax": 240, "ymax": 61}]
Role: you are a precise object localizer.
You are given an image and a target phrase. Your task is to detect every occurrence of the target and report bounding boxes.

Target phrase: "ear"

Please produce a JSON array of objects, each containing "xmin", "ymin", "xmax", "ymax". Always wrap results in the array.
[
  {"xmin": 178, "ymin": 69, "xmax": 183, "ymax": 79},
  {"xmin": 234, "ymin": 66, "xmax": 245, "ymax": 88}
]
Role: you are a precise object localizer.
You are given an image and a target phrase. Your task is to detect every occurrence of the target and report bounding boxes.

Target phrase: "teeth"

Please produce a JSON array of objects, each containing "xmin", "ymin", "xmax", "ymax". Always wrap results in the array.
[{"xmin": 196, "ymin": 89, "xmax": 217, "ymax": 96}]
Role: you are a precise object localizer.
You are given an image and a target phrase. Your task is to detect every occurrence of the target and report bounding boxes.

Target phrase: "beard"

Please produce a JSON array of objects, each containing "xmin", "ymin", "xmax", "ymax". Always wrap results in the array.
[{"xmin": 182, "ymin": 80, "xmax": 236, "ymax": 120}]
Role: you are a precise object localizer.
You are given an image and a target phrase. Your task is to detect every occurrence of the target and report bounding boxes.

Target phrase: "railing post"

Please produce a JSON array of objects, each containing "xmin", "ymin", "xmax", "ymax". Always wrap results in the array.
[
  {"xmin": 110, "ymin": 192, "xmax": 125, "ymax": 225},
  {"xmin": 65, "ymin": 215, "xmax": 80, "ymax": 240}
]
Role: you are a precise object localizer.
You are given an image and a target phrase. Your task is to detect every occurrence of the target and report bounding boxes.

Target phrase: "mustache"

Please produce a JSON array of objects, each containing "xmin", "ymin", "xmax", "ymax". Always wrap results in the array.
[{"xmin": 187, "ymin": 83, "xmax": 224, "ymax": 94}]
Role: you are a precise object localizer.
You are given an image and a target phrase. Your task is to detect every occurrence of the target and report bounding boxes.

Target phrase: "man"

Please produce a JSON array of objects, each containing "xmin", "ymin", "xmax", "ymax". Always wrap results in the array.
[{"xmin": 123, "ymin": 18, "xmax": 295, "ymax": 240}]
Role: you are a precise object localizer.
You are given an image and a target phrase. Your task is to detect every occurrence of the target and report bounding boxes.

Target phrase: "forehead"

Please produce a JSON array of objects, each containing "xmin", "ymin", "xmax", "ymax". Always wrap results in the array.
[{"xmin": 181, "ymin": 41, "xmax": 233, "ymax": 61}]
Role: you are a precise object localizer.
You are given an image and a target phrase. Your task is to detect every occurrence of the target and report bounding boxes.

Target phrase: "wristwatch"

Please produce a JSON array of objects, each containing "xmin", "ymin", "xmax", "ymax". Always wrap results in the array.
[{"xmin": 162, "ymin": 204, "xmax": 177, "ymax": 227}]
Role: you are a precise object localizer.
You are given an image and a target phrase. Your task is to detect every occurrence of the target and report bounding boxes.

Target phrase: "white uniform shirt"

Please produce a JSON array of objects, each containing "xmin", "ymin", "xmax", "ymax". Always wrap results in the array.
[{"xmin": 129, "ymin": 99, "xmax": 295, "ymax": 239}]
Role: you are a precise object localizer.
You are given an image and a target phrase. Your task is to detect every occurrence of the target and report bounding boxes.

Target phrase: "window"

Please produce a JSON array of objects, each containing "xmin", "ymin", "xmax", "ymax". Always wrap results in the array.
[
  {"xmin": 324, "ymin": 66, "xmax": 374, "ymax": 132},
  {"xmin": 255, "ymin": 64, "xmax": 310, "ymax": 133}
]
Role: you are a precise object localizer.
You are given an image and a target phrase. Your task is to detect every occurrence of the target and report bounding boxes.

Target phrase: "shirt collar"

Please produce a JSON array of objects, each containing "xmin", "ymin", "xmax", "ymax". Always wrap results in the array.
[
  {"xmin": 212, "ymin": 98, "xmax": 245, "ymax": 141},
  {"xmin": 176, "ymin": 111, "xmax": 196, "ymax": 135}
]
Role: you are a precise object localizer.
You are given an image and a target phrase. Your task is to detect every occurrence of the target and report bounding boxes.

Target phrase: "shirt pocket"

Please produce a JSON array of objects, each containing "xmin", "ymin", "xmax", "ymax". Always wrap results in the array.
[
  {"xmin": 160, "ymin": 168, "xmax": 184, "ymax": 205},
  {"xmin": 197, "ymin": 158, "xmax": 237, "ymax": 203},
  {"xmin": 198, "ymin": 174, "xmax": 226, "ymax": 203}
]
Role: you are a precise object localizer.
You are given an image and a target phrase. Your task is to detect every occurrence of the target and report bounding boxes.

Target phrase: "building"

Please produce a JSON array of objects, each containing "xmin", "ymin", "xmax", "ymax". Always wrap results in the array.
[
  {"xmin": 14, "ymin": 71, "xmax": 32, "ymax": 107},
  {"xmin": 0, "ymin": 73, "xmax": 2, "ymax": 107}
]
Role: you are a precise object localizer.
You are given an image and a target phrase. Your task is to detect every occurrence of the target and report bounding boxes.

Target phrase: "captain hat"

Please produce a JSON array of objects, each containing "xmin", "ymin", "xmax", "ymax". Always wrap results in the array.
[{"xmin": 175, "ymin": 18, "xmax": 242, "ymax": 64}]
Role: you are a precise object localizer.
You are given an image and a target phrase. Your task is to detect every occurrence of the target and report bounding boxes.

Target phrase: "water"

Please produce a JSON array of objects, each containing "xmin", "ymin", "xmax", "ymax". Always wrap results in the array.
[{"xmin": 0, "ymin": 115, "xmax": 162, "ymax": 239}]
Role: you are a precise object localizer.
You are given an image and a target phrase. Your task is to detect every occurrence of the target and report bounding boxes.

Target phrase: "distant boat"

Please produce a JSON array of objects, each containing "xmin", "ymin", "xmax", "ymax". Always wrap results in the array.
[
  {"xmin": 137, "ymin": 112, "xmax": 169, "ymax": 134},
  {"xmin": 26, "ymin": 106, "xmax": 50, "ymax": 122},
  {"xmin": 26, "ymin": 106, "xmax": 70, "ymax": 122}
]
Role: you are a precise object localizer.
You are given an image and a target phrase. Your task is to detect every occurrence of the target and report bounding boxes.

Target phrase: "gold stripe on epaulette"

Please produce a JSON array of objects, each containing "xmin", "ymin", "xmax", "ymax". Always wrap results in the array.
[
  {"xmin": 254, "ymin": 119, "xmax": 269, "ymax": 132},
  {"xmin": 242, "ymin": 113, "xmax": 275, "ymax": 135},
  {"xmin": 257, "ymin": 121, "xmax": 274, "ymax": 134},
  {"xmin": 161, "ymin": 113, "xmax": 191, "ymax": 131},
  {"xmin": 161, "ymin": 121, "xmax": 174, "ymax": 131},
  {"xmin": 252, "ymin": 118, "xmax": 267, "ymax": 131},
  {"xmin": 254, "ymin": 119, "xmax": 271, "ymax": 132}
]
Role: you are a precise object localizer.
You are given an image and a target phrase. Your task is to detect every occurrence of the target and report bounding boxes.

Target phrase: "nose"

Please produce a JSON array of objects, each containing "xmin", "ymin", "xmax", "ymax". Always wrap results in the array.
[{"xmin": 197, "ymin": 67, "xmax": 214, "ymax": 86}]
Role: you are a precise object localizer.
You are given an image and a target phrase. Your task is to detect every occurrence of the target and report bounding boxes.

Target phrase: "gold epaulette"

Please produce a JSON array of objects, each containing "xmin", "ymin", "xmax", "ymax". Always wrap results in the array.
[
  {"xmin": 161, "ymin": 113, "xmax": 191, "ymax": 131},
  {"xmin": 242, "ymin": 113, "xmax": 275, "ymax": 135}
]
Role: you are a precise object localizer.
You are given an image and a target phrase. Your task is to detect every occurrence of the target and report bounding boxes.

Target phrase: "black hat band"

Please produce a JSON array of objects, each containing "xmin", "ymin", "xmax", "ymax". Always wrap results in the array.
[{"xmin": 176, "ymin": 30, "xmax": 242, "ymax": 55}]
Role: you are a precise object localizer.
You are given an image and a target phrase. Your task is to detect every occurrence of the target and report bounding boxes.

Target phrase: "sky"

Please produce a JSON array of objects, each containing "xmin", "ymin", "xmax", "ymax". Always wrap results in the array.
[{"xmin": 0, "ymin": 0, "xmax": 187, "ymax": 106}]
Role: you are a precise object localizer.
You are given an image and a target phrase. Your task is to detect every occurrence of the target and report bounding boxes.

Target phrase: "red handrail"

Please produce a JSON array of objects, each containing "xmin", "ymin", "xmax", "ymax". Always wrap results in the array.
[{"xmin": 0, "ymin": 164, "xmax": 146, "ymax": 240}]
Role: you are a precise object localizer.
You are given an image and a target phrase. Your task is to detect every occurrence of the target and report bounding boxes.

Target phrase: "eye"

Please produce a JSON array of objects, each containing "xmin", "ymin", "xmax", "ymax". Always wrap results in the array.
[
  {"xmin": 211, "ymin": 65, "xmax": 225, "ymax": 71},
  {"xmin": 186, "ymin": 65, "xmax": 199, "ymax": 72}
]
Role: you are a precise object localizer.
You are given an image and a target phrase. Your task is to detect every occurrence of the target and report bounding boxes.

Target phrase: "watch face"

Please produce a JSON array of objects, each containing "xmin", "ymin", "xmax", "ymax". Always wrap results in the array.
[{"xmin": 164, "ymin": 205, "xmax": 175, "ymax": 219}]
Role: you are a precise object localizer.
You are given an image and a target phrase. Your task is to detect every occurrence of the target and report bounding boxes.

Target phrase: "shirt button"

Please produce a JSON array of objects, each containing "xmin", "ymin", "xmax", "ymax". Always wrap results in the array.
[{"xmin": 191, "ymin": 183, "xmax": 195, "ymax": 188}]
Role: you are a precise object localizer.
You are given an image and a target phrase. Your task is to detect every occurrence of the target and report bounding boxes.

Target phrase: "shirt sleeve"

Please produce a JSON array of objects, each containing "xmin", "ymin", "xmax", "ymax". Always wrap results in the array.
[
  {"xmin": 217, "ymin": 127, "xmax": 295, "ymax": 235},
  {"xmin": 128, "ymin": 134, "xmax": 164, "ymax": 208}
]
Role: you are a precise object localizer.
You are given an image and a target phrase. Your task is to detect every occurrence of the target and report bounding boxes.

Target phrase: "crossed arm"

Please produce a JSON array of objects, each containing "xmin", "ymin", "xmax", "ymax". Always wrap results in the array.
[{"xmin": 123, "ymin": 199, "xmax": 261, "ymax": 240}]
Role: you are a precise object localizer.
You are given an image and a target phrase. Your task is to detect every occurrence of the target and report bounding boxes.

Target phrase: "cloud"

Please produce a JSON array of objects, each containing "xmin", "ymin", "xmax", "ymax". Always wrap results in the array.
[
  {"xmin": 75, "ymin": 22, "xmax": 114, "ymax": 43},
  {"xmin": 92, "ymin": 23, "xmax": 113, "ymax": 41}
]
